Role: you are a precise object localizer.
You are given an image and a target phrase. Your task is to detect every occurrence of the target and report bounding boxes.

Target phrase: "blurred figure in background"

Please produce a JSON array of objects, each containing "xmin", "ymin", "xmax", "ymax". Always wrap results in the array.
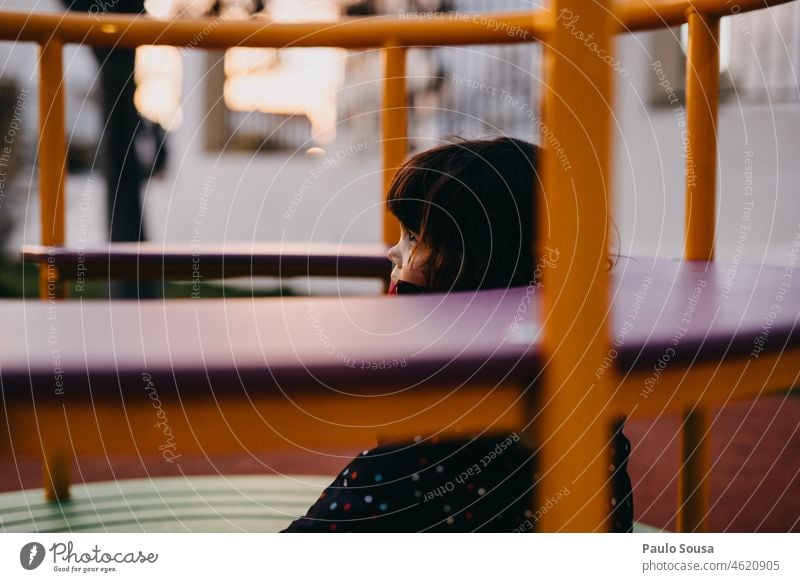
[{"xmin": 61, "ymin": 0, "xmax": 163, "ymax": 298}]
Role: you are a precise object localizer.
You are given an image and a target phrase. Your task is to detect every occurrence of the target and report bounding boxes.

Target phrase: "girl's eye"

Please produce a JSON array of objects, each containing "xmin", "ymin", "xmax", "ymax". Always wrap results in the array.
[{"xmin": 408, "ymin": 232, "xmax": 417, "ymax": 244}]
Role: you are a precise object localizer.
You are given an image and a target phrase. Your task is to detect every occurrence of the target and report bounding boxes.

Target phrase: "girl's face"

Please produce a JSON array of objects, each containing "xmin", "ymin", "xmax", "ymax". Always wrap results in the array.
[{"xmin": 388, "ymin": 224, "xmax": 426, "ymax": 289}]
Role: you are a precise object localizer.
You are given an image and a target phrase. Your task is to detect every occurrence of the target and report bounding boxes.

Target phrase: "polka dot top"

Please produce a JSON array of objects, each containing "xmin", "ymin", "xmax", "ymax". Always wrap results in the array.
[{"xmin": 281, "ymin": 423, "xmax": 633, "ymax": 533}]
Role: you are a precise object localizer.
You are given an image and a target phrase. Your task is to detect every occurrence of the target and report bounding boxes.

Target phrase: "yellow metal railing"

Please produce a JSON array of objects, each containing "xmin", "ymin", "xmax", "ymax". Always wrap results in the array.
[{"xmin": 0, "ymin": 0, "xmax": 795, "ymax": 531}]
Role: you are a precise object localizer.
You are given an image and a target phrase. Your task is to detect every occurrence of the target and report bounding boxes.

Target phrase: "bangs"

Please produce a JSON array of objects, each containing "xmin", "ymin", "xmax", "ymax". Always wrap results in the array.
[
  {"xmin": 386, "ymin": 142, "xmax": 466, "ymax": 237},
  {"xmin": 386, "ymin": 162, "xmax": 426, "ymax": 234}
]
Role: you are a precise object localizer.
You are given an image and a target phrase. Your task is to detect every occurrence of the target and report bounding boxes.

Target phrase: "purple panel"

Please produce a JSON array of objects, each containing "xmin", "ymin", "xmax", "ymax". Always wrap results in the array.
[
  {"xmin": 21, "ymin": 242, "xmax": 392, "ymax": 279},
  {"xmin": 1, "ymin": 258, "xmax": 798, "ymax": 401},
  {"xmin": 609, "ymin": 258, "xmax": 800, "ymax": 370}
]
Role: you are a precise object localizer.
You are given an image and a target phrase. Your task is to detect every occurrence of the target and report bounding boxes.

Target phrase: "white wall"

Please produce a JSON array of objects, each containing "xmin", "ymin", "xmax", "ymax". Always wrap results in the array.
[{"xmin": 614, "ymin": 29, "xmax": 800, "ymax": 264}]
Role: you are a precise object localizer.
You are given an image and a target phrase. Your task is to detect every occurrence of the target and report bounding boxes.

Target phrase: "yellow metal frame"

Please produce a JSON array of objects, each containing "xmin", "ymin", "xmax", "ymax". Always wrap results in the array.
[
  {"xmin": 535, "ymin": 0, "xmax": 616, "ymax": 532},
  {"xmin": 1, "ymin": 0, "xmax": 797, "ymax": 531}
]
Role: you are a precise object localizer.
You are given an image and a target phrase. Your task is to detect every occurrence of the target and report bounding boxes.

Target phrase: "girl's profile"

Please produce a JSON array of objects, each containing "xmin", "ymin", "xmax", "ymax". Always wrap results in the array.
[{"xmin": 282, "ymin": 137, "xmax": 633, "ymax": 533}]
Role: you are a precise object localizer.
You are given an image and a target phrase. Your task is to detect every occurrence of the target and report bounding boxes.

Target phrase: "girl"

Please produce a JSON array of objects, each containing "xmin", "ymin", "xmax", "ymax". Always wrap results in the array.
[{"xmin": 282, "ymin": 137, "xmax": 633, "ymax": 532}]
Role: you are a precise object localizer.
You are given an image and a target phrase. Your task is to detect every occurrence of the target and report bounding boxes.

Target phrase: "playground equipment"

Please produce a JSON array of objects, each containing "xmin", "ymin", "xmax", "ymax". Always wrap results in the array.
[{"xmin": 1, "ymin": 0, "xmax": 798, "ymax": 532}]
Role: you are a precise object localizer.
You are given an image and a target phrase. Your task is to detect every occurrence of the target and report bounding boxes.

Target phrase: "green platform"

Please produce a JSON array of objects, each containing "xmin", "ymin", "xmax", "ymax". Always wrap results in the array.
[
  {"xmin": 0, "ymin": 476, "xmax": 660, "ymax": 532},
  {"xmin": 0, "ymin": 476, "xmax": 329, "ymax": 533}
]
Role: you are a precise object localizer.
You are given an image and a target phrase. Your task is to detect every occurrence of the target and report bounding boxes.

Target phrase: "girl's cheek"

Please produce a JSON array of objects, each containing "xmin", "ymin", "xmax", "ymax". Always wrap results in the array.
[{"xmin": 399, "ymin": 262, "xmax": 426, "ymax": 286}]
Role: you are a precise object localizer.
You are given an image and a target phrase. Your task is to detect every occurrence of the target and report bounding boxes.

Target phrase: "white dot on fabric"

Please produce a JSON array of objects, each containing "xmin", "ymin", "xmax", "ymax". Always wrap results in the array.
[
  {"xmin": 477, "ymin": 488, "xmax": 486, "ymax": 496},
  {"xmin": 435, "ymin": 465, "xmax": 444, "ymax": 473},
  {"xmin": 411, "ymin": 473, "xmax": 420, "ymax": 482},
  {"xmin": 330, "ymin": 502, "xmax": 338, "ymax": 510},
  {"xmin": 364, "ymin": 495, "xmax": 373, "ymax": 503},
  {"xmin": 413, "ymin": 435, "xmax": 422, "ymax": 442},
  {"xmin": 342, "ymin": 468, "xmax": 349, "ymax": 476},
  {"xmin": 446, "ymin": 517, "xmax": 455, "ymax": 525},
  {"xmin": 611, "ymin": 498, "xmax": 617, "ymax": 506},
  {"xmin": 609, "ymin": 464, "xmax": 615, "ymax": 471}
]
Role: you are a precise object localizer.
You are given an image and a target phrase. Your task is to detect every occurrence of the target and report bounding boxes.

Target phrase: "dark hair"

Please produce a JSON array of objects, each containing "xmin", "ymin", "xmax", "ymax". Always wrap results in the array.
[{"xmin": 387, "ymin": 137, "xmax": 541, "ymax": 292}]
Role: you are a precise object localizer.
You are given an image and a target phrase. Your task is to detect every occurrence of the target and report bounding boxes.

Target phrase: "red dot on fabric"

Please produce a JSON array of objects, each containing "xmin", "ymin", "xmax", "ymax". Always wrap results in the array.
[
  {"xmin": 420, "ymin": 458, "xmax": 428, "ymax": 465},
  {"xmin": 343, "ymin": 503, "xmax": 352, "ymax": 511},
  {"xmin": 320, "ymin": 492, "xmax": 327, "ymax": 498},
  {"xmin": 466, "ymin": 512, "xmax": 473, "ymax": 520},
  {"xmin": 329, "ymin": 524, "xmax": 337, "ymax": 531},
  {"xmin": 351, "ymin": 471, "xmax": 358, "ymax": 479},
  {"xmin": 467, "ymin": 483, "xmax": 475, "ymax": 491}
]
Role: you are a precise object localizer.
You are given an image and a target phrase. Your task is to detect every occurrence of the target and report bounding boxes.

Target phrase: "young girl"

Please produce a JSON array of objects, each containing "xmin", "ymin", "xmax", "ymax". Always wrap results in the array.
[{"xmin": 282, "ymin": 137, "xmax": 633, "ymax": 532}]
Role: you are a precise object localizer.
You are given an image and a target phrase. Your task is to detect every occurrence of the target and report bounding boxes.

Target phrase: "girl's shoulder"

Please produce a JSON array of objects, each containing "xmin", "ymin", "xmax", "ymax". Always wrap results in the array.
[{"xmin": 348, "ymin": 433, "xmax": 529, "ymax": 477}]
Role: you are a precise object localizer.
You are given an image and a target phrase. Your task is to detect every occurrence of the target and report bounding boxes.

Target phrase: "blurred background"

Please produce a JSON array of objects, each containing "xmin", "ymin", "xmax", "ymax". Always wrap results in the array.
[{"xmin": 0, "ymin": 0, "xmax": 798, "ymax": 298}]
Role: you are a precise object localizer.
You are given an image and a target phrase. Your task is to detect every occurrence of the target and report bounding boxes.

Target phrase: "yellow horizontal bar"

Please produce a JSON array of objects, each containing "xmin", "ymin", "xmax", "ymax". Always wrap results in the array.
[
  {"xmin": 0, "ymin": 10, "xmax": 551, "ymax": 48},
  {"xmin": 611, "ymin": 346, "xmax": 800, "ymax": 418},
  {"xmin": 0, "ymin": 0, "xmax": 793, "ymax": 49},
  {"xmin": 617, "ymin": 0, "xmax": 793, "ymax": 32},
  {"xmin": 5, "ymin": 383, "xmax": 525, "ymax": 457}
]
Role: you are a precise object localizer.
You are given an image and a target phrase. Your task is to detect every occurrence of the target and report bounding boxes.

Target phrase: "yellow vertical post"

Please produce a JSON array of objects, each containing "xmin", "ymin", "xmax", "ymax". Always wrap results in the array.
[
  {"xmin": 678, "ymin": 11, "xmax": 719, "ymax": 533},
  {"xmin": 38, "ymin": 38, "xmax": 71, "ymax": 501},
  {"xmin": 684, "ymin": 11, "xmax": 719, "ymax": 261},
  {"xmin": 38, "ymin": 38, "xmax": 67, "ymax": 299},
  {"xmin": 678, "ymin": 409, "xmax": 711, "ymax": 532},
  {"xmin": 381, "ymin": 44, "xmax": 407, "ymax": 248},
  {"xmin": 533, "ymin": 0, "xmax": 615, "ymax": 531},
  {"xmin": 41, "ymin": 406, "xmax": 72, "ymax": 502}
]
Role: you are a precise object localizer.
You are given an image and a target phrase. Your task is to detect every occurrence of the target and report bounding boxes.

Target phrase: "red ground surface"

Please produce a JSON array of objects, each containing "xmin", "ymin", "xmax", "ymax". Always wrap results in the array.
[{"xmin": 2, "ymin": 395, "xmax": 797, "ymax": 531}]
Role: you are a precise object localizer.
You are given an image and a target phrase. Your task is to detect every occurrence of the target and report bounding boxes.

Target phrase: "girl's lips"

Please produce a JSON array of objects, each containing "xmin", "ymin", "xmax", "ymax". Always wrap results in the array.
[{"xmin": 388, "ymin": 279, "xmax": 398, "ymax": 295}]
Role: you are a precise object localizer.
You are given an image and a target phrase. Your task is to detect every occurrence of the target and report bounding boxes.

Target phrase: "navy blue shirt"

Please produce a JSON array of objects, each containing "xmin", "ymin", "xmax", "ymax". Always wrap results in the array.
[{"xmin": 282, "ymin": 426, "xmax": 633, "ymax": 532}]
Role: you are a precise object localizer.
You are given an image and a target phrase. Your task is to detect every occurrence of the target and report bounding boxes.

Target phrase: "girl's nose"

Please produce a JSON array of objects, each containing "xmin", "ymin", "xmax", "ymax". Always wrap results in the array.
[{"xmin": 387, "ymin": 243, "xmax": 402, "ymax": 268}]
